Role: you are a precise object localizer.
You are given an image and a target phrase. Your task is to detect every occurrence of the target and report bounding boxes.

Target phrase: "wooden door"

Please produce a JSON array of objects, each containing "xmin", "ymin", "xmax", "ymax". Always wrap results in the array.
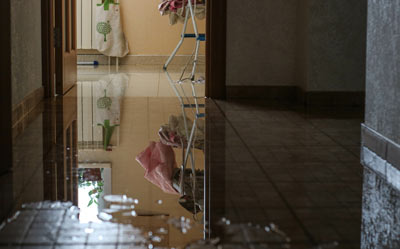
[{"xmin": 55, "ymin": 0, "xmax": 77, "ymax": 95}]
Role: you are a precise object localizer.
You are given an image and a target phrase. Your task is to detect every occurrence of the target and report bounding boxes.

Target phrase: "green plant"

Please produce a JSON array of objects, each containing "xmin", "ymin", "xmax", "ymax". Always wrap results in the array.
[
  {"xmin": 97, "ymin": 0, "xmax": 119, "ymax": 11},
  {"xmin": 97, "ymin": 21, "xmax": 112, "ymax": 42}
]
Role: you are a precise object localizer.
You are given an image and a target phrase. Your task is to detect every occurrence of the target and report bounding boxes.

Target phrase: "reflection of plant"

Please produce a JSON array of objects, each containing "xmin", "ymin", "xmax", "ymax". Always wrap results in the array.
[
  {"xmin": 87, "ymin": 181, "xmax": 104, "ymax": 207},
  {"xmin": 98, "ymin": 120, "xmax": 119, "ymax": 150},
  {"xmin": 97, "ymin": 21, "xmax": 112, "ymax": 42},
  {"xmin": 78, "ymin": 169, "xmax": 104, "ymax": 207}
]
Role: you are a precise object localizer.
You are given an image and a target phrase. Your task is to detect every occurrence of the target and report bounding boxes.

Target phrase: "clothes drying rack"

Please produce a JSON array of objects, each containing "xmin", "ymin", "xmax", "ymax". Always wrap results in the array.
[
  {"xmin": 163, "ymin": 0, "xmax": 206, "ymax": 216},
  {"xmin": 163, "ymin": 0, "xmax": 206, "ymax": 78}
]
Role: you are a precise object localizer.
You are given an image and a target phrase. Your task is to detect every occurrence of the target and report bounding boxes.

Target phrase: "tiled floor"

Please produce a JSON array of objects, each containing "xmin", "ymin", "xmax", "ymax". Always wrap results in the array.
[
  {"xmin": 1, "ymin": 64, "xmax": 367, "ymax": 249},
  {"xmin": 206, "ymin": 100, "xmax": 364, "ymax": 249}
]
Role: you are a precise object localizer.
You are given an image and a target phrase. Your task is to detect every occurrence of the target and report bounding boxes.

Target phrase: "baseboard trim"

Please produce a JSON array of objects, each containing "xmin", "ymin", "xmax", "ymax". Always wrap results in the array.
[
  {"xmin": 362, "ymin": 124, "xmax": 400, "ymax": 172},
  {"xmin": 226, "ymin": 86, "xmax": 298, "ymax": 101},
  {"xmin": 361, "ymin": 123, "xmax": 400, "ymax": 192},
  {"xmin": 299, "ymin": 90, "xmax": 365, "ymax": 107},
  {"xmin": 226, "ymin": 86, "xmax": 365, "ymax": 107},
  {"xmin": 362, "ymin": 146, "xmax": 400, "ymax": 192},
  {"xmin": 77, "ymin": 54, "xmax": 206, "ymax": 65},
  {"xmin": 12, "ymin": 87, "xmax": 44, "ymax": 140}
]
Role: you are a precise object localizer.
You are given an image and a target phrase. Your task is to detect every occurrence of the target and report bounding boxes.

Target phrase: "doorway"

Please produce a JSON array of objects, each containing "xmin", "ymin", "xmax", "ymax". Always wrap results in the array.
[{"xmin": 42, "ymin": 0, "xmax": 226, "ymax": 99}]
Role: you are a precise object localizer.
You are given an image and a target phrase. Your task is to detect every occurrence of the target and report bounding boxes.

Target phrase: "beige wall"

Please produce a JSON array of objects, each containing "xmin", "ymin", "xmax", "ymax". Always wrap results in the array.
[{"xmin": 119, "ymin": 0, "xmax": 205, "ymax": 55}]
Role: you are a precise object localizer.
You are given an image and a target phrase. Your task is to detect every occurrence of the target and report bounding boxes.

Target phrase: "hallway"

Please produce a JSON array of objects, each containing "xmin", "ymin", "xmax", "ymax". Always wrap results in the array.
[
  {"xmin": 1, "ymin": 64, "xmax": 365, "ymax": 248},
  {"xmin": 2, "ymin": 0, "xmax": 400, "ymax": 248}
]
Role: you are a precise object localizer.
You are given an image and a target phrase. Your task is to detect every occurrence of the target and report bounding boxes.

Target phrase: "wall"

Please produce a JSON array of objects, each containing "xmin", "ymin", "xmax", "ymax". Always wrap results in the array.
[
  {"xmin": 11, "ymin": 0, "xmax": 42, "ymax": 106},
  {"xmin": 226, "ymin": 0, "xmax": 297, "ymax": 86},
  {"xmin": 305, "ymin": 0, "xmax": 367, "ymax": 92},
  {"xmin": 296, "ymin": 0, "xmax": 367, "ymax": 92},
  {"xmin": 295, "ymin": 0, "xmax": 309, "ymax": 91},
  {"xmin": 361, "ymin": 1, "xmax": 400, "ymax": 247},
  {"xmin": 226, "ymin": 0, "xmax": 367, "ymax": 93},
  {"xmin": 119, "ymin": 0, "xmax": 205, "ymax": 55},
  {"xmin": 361, "ymin": 168, "xmax": 400, "ymax": 249},
  {"xmin": 365, "ymin": 0, "xmax": 400, "ymax": 144}
]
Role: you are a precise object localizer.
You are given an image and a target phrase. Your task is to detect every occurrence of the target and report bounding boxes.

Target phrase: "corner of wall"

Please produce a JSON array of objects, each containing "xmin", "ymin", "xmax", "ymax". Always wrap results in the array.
[{"xmin": 294, "ymin": 0, "xmax": 309, "ymax": 93}]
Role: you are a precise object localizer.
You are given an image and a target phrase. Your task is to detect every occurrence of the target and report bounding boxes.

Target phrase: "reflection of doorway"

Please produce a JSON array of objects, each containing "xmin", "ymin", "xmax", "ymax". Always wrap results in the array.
[{"xmin": 41, "ymin": 0, "xmax": 227, "ymax": 99}]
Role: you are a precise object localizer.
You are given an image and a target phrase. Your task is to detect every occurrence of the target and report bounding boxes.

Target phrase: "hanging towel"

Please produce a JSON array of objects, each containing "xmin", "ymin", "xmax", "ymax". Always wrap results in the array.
[
  {"xmin": 95, "ymin": 0, "xmax": 129, "ymax": 57},
  {"xmin": 136, "ymin": 142, "xmax": 179, "ymax": 195}
]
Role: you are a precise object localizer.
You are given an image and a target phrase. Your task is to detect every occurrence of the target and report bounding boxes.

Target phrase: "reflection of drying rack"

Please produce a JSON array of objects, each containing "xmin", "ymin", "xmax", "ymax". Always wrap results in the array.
[
  {"xmin": 163, "ymin": 0, "xmax": 206, "ymax": 217},
  {"xmin": 164, "ymin": 70, "xmax": 204, "ymax": 176},
  {"xmin": 164, "ymin": 69, "xmax": 204, "ymax": 217}
]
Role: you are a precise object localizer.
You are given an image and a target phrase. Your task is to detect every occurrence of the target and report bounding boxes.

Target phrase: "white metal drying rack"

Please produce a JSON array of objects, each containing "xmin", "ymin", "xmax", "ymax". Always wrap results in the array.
[
  {"xmin": 163, "ymin": 0, "xmax": 206, "ymax": 215},
  {"xmin": 163, "ymin": 0, "xmax": 205, "ymax": 78}
]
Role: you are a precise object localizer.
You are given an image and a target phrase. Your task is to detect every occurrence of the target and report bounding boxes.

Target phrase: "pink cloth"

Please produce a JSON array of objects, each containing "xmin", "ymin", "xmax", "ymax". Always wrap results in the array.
[
  {"xmin": 136, "ymin": 141, "xmax": 178, "ymax": 195},
  {"xmin": 158, "ymin": 0, "xmax": 204, "ymax": 15}
]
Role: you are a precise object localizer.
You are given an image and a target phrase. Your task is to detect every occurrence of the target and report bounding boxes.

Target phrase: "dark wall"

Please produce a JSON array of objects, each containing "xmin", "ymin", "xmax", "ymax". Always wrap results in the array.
[
  {"xmin": 365, "ymin": 0, "xmax": 400, "ymax": 144},
  {"xmin": 226, "ymin": 0, "xmax": 297, "ymax": 86},
  {"xmin": 361, "ymin": 1, "xmax": 400, "ymax": 247},
  {"xmin": 362, "ymin": 168, "xmax": 400, "ymax": 248},
  {"xmin": 296, "ymin": 0, "xmax": 367, "ymax": 92},
  {"xmin": 226, "ymin": 0, "xmax": 368, "ymax": 93}
]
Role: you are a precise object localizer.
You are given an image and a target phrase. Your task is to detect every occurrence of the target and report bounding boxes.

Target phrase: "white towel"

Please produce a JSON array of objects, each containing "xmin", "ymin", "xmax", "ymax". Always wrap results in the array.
[{"xmin": 95, "ymin": 1, "xmax": 129, "ymax": 57}]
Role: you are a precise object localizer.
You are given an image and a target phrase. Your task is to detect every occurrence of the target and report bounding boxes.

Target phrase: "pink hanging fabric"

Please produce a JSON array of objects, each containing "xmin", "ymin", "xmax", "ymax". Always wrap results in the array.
[
  {"xmin": 158, "ymin": 0, "xmax": 205, "ymax": 14},
  {"xmin": 136, "ymin": 141, "xmax": 179, "ymax": 195}
]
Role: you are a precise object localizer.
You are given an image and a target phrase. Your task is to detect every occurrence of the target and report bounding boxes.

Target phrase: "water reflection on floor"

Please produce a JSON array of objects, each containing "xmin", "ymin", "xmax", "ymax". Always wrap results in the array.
[
  {"xmin": 76, "ymin": 65, "xmax": 207, "ymax": 247},
  {"xmin": 3, "ymin": 64, "xmax": 394, "ymax": 248}
]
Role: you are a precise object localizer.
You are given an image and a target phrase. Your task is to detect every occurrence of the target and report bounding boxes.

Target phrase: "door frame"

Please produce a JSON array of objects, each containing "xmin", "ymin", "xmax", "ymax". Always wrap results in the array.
[
  {"xmin": 42, "ymin": 0, "xmax": 55, "ymax": 98},
  {"xmin": 0, "ymin": 0, "xmax": 12, "ymax": 174},
  {"xmin": 0, "ymin": 0, "xmax": 13, "ymax": 222},
  {"xmin": 42, "ymin": 0, "xmax": 227, "ymax": 99},
  {"xmin": 206, "ymin": 0, "xmax": 227, "ymax": 99}
]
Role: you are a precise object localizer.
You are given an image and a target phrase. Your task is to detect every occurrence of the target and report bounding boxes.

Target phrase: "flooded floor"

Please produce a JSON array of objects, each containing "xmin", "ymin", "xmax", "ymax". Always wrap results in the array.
[{"xmin": 1, "ymin": 64, "xmax": 368, "ymax": 248}]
